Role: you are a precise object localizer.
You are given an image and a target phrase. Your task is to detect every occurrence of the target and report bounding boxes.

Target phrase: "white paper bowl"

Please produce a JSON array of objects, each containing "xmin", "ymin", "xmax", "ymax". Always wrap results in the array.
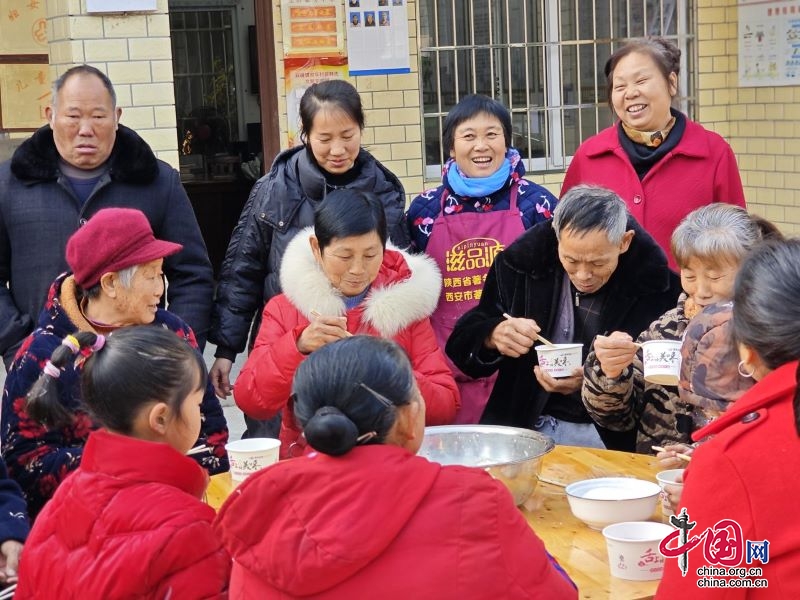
[
  {"xmin": 225, "ymin": 437, "xmax": 281, "ymax": 482},
  {"xmin": 535, "ymin": 343, "xmax": 583, "ymax": 378},
  {"xmin": 641, "ymin": 339, "xmax": 682, "ymax": 386},
  {"xmin": 565, "ymin": 477, "xmax": 661, "ymax": 530},
  {"xmin": 602, "ymin": 521, "xmax": 674, "ymax": 580}
]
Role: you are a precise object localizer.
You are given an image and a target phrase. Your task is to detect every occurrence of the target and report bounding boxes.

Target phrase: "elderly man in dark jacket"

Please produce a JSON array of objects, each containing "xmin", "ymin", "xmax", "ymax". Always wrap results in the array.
[
  {"xmin": 447, "ymin": 185, "xmax": 681, "ymax": 451},
  {"xmin": 0, "ymin": 64, "xmax": 213, "ymax": 367}
]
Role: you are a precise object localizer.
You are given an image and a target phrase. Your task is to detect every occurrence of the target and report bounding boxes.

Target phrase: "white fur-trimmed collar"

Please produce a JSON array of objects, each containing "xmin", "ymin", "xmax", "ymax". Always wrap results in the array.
[{"xmin": 280, "ymin": 227, "xmax": 441, "ymax": 337}]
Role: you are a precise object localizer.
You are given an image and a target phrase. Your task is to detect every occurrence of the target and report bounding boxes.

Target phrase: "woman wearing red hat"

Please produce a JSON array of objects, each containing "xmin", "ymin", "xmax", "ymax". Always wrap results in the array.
[{"xmin": 0, "ymin": 208, "xmax": 229, "ymax": 517}]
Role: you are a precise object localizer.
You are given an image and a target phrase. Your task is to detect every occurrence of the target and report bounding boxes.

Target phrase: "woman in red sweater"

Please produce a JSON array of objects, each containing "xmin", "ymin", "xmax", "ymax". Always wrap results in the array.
[
  {"xmin": 15, "ymin": 327, "xmax": 230, "ymax": 599},
  {"xmin": 233, "ymin": 189, "xmax": 459, "ymax": 458},
  {"xmin": 217, "ymin": 335, "xmax": 576, "ymax": 598},
  {"xmin": 562, "ymin": 36, "xmax": 745, "ymax": 269}
]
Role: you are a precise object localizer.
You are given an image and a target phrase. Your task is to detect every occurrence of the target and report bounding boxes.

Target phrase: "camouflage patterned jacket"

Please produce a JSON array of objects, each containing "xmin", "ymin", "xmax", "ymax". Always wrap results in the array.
[
  {"xmin": 582, "ymin": 293, "xmax": 693, "ymax": 453},
  {"xmin": 678, "ymin": 301, "xmax": 753, "ymax": 431}
]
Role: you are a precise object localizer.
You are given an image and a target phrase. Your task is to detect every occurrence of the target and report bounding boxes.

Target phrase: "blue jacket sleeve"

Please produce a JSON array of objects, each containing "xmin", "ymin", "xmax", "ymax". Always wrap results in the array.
[{"xmin": 0, "ymin": 459, "xmax": 29, "ymax": 543}]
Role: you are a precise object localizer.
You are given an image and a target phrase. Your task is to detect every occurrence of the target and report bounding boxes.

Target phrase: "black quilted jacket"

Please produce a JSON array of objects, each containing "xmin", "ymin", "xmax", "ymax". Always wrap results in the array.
[{"xmin": 210, "ymin": 145, "xmax": 410, "ymax": 359}]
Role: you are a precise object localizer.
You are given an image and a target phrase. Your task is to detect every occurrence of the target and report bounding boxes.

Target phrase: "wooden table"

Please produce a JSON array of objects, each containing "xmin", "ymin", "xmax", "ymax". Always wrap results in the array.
[
  {"xmin": 524, "ymin": 446, "xmax": 662, "ymax": 600},
  {"xmin": 207, "ymin": 445, "xmax": 662, "ymax": 599}
]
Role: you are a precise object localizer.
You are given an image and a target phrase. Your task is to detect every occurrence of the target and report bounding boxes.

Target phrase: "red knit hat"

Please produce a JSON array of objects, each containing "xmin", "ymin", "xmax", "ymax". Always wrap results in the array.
[{"xmin": 66, "ymin": 208, "xmax": 183, "ymax": 289}]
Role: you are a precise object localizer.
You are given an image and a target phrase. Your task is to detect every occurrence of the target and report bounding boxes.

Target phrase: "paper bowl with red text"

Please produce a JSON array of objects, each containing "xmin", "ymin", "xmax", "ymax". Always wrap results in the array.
[
  {"xmin": 225, "ymin": 438, "xmax": 281, "ymax": 482},
  {"xmin": 535, "ymin": 343, "xmax": 583, "ymax": 378},
  {"xmin": 602, "ymin": 521, "xmax": 673, "ymax": 580}
]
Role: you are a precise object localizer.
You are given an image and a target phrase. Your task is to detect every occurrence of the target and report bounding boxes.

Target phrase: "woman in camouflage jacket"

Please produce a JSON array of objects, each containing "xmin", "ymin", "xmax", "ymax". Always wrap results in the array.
[{"xmin": 582, "ymin": 204, "xmax": 774, "ymax": 453}]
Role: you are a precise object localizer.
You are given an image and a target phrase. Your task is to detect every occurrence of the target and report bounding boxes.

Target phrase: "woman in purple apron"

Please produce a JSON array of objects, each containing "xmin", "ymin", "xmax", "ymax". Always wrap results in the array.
[{"xmin": 407, "ymin": 95, "xmax": 558, "ymax": 423}]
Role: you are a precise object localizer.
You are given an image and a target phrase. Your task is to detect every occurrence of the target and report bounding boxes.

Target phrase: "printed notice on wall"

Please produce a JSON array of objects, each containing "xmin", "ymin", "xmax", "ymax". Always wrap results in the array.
[
  {"xmin": 281, "ymin": 0, "xmax": 345, "ymax": 57},
  {"xmin": 739, "ymin": 0, "xmax": 800, "ymax": 86},
  {"xmin": 0, "ymin": 64, "xmax": 49, "ymax": 129},
  {"xmin": 0, "ymin": 0, "xmax": 47, "ymax": 54},
  {"xmin": 284, "ymin": 57, "xmax": 349, "ymax": 147},
  {"xmin": 346, "ymin": 0, "xmax": 410, "ymax": 75}
]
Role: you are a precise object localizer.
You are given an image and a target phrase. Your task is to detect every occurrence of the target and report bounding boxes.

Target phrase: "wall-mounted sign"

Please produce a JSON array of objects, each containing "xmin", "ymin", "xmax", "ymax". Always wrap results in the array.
[
  {"xmin": 0, "ymin": 0, "xmax": 47, "ymax": 53},
  {"xmin": 347, "ymin": 0, "xmax": 410, "ymax": 75},
  {"xmin": 284, "ymin": 57, "xmax": 349, "ymax": 146},
  {"xmin": 281, "ymin": 0, "xmax": 345, "ymax": 57},
  {"xmin": 0, "ymin": 63, "xmax": 49, "ymax": 129},
  {"xmin": 739, "ymin": 0, "xmax": 800, "ymax": 86},
  {"xmin": 86, "ymin": 0, "xmax": 158, "ymax": 13}
]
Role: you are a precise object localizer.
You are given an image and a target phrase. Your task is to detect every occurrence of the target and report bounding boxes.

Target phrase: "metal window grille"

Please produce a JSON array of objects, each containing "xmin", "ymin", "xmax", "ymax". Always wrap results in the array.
[
  {"xmin": 170, "ymin": 7, "xmax": 239, "ymax": 154},
  {"xmin": 419, "ymin": 0, "xmax": 693, "ymax": 177}
]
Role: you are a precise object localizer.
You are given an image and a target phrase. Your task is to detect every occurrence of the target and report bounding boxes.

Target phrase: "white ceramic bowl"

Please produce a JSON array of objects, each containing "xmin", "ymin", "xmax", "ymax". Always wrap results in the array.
[{"xmin": 565, "ymin": 477, "xmax": 661, "ymax": 530}]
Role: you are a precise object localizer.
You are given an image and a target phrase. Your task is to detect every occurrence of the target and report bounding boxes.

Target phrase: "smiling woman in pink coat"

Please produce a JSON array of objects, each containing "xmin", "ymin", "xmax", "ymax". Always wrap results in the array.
[
  {"xmin": 217, "ymin": 335, "xmax": 577, "ymax": 599},
  {"xmin": 562, "ymin": 36, "xmax": 745, "ymax": 269}
]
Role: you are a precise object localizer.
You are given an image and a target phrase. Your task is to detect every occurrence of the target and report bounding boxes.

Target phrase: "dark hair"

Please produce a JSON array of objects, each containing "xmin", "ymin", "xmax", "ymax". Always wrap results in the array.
[
  {"xmin": 27, "ymin": 327, "xmax": 206, "ymax": 432},
  {"xmin": 604, "ymin": 37, "xmax": 681, "ymax": 107},
  {"xmin": 52, "ymin": 64, "xmax": 117, "ymax": 109},
  {"xmin": 299, "ymin": 80, "xmax": 364, "ymax": 144},
  {"xmin": 292, "ymin": 336, "xmax": 416, "ymax": 455},
  {"xmin": 553, "ymin": 184, "xmax": 629, "ymax": 244},
  {"xmin": 314, "ymin": 189, "xmax": 388, "ymax": 251},
  {"xmin": 731, "ymin": 239, "xmax": 800, "ymax": 435},
  {"xmin": 441, "ymin": 94, "xmax": 513, "ymax": 155}
]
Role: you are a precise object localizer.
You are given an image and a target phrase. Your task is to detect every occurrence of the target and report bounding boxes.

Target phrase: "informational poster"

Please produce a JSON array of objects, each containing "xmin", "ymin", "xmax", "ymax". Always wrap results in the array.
[
  {"xmin": 284, "ymin": 57, "xmax": 349, "ymax": 147},
  {"xmin": 739, "ymin": 0, "xmax": 800, "ymax": 86},
  {"xmin": 0, "ymin": 63, "xmax": 49, "ymax": 129},
  {"xmin": 0, "ymin": 0, "xmax": 48, "ymax": 53},
  {"xmin": 281, "ymin": 0, "xmax": 345, "ymax": 57},
  {"xmin": 346, "ymin": 0, "xmax": 410, "ymax": 75}
]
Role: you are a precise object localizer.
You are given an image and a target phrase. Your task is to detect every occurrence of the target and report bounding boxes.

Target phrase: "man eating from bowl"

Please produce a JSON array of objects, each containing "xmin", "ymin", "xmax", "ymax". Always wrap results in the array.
[{"xmin": 446, "ymin": 185, "xmax": 680, "ymax": 450}]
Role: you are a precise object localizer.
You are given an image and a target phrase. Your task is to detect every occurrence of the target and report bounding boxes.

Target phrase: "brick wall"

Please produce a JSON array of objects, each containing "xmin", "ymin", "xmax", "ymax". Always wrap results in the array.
[
  {"xmin": 697, "ymin": 0, "xmax": 800, "ymax": 233},
  {"xmin": 47, "ymin": 0, "xmax": 179, "ymax": 166}
]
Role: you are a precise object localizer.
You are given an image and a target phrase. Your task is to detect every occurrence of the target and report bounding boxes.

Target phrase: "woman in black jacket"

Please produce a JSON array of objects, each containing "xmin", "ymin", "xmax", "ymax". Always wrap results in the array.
[{"xmin": 209, "ymin": 80, "xmax": 409, "ymax": 437}]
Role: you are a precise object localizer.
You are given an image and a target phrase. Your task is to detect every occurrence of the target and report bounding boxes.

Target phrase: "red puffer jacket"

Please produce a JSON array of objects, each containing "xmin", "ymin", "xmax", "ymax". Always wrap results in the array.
[
  {"xmin": 16, "ymin": 429, "xmax": 230, "ymax": 599},
  {"xmin": 215, "ymin": 444, "xmax": 577, "ymax": 599},
  {"xmin": 234, "ymin": 228, "xmax": 459, "ymax": 458}
]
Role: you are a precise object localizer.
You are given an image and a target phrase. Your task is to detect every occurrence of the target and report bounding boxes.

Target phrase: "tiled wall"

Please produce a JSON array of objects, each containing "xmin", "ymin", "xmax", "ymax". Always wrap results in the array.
[
  {"xmin": 46, "ymin": 0, "xmax": 178, "ymax": 166},
  {"xmin": 696, "ymin": 0, "xmax": 799, "ymax": 231}
]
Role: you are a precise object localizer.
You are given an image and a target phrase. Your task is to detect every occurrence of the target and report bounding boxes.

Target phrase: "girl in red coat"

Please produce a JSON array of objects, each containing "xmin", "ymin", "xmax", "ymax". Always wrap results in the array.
[
  {"xmin": 217, "ymin": 335, "xmax": 577, "ymax": 598},
  {"xmin": 656, "ymin": 239, "xmax": 800, "ymax": 599},
  {"xmin": 234, "ymin": 189, "xmax": 459, "ymax": 458},
  {"xmin": 15, "ymin": 327, "xmax": 230, "ymax": 599}
]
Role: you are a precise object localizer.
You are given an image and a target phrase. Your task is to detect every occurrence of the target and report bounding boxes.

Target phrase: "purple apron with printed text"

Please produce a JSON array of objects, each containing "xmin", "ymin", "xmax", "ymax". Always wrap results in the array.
[{"xmin": 426, "ymin": 183, "xmax": 524, "ymax": 423}]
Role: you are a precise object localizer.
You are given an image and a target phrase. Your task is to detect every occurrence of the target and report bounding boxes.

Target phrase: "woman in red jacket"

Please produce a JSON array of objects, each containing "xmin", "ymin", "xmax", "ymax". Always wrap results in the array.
[
  {"xmin": 217, "ymin": 335, "xmax": 576, "ymax": 598},
  {"xmin": 656, "ymin": 239, "xmax": 800, "ymax": 599},
  {"xmin": 561, "ymin": 36, "xmax": 745, "ymax": 270},
  {"xmin": 234, "ymin": 189, "xmax": 459, "ymax": 458},
  {"xmin": 16, "ymin": 327, "xmax": 230, "ymax": 599}
]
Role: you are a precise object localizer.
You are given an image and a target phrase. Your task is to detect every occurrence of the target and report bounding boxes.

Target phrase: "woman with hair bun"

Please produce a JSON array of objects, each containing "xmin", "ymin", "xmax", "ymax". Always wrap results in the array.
[
  {"xmin": 656, "ymin": 238, "xmax": 800, "ymax": 598},
  {"xmin": 216, "ymin": 335, "xmax": 577, "ymax": 599},
  {"xmin": 561, "ymin": 36, "xmax": 745, "ymax": 269},
  {"xmin": 233, "ymin": 189, "xmax": 459, "ymax": 459}
]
